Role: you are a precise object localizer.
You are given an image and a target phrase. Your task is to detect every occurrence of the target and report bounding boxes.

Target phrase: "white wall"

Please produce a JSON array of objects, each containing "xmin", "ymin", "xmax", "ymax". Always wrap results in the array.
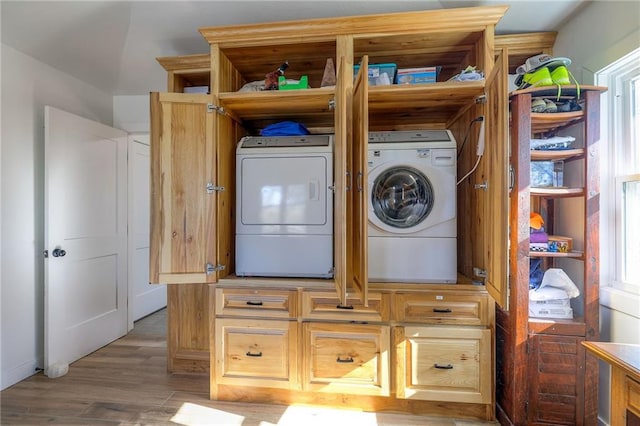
[
  {"xmin": 0, "ymin": 44, "xmax": 113, "ymax": 390},
  {"xmin": 553, "ymin": 2, "xmax": 640, "ymax": 425},
  {"xmin": 114, "ymin": 95, "xmax": 150, "ymax": 133}
]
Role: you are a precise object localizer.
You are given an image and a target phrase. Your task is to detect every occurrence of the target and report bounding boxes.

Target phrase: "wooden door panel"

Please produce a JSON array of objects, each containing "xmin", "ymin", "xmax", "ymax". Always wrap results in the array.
[
  {"xmin": 351, "ymin": 55, "xmax": 369, "ymax": 305},
  {"xmin": 528, "ymin": 334, "xmax": 584, "ymax": 425},
  {"xmin": 483, "ymin": 52, "xmax": 509, "ymax": 308},
  {"xmin": 150, "ymin": 92, "xmax": 217, "ymax": 284}
]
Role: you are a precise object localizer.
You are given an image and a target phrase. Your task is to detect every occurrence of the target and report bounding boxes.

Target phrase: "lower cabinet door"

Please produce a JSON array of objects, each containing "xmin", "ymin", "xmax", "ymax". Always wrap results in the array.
[
  {"xmin": 302, "ymin": 322, "xmax": 390, "ymax": 396},
  {"xmin": 396, "ymin": 326, "xmax": 491, "ymax": 403},
  {"xmin": 215, "ymin": 318, "xmax": 299, "ymax": 390}
]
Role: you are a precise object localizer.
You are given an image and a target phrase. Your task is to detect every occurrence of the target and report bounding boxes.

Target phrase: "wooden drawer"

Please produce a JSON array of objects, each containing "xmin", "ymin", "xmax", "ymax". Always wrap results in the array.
[
  {"xmin": 629, "ymin": 376, "xmax": 640, "ymax": 418},
  {"xmin": 395, "ymin": 326, "xmax": 491, "ymax": 404},
  {"xmin": 301, "ymin": 291, "xmax": 389, "ymax": 322},
  {"xmin": 395, "ymin": 292, "xmax": 489, "ymax": 325},
  {"xmin": 215, "ymin": 288, "xmax": 297, "ymax": 318},
  {"xmin": 302, "ymin": 322, "xmax": 390, "ymax": 396},
  {"xmin": 215, "ymin": 318, "xmax": 299, "ymax": 389}
]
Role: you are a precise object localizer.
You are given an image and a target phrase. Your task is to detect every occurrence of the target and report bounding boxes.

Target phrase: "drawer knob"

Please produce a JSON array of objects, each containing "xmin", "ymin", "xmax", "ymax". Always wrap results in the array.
[
  {"xmin": 433, "ymin": 308, "xmax": 452, "ymax": 313},
  {"xmin": 246, "ymin": 301, "xmax": 263, "ymax": 306},
  {"xmin": 336, "ymin": 356, "xmax": 354, "ymax": 363},
  {"xmin": 246, "ymin": 351, "xmax": 263, "ymax": 357},
  {"xmin": 434, "ymin": 363, "xmax": 454, "ymax": 369}
]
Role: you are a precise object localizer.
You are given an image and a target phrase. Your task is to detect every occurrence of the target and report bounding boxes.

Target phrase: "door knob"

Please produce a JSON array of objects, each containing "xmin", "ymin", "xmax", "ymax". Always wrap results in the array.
[{"xmin": 52, "ymin": 248, "xmax": 66, "ymax": 257}]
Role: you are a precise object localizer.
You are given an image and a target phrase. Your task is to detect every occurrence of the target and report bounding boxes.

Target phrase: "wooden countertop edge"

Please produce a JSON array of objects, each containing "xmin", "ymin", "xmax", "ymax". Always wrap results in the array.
[{"xmin": 582, "ymin": 341, "xmax": 640, "ymax": 381}]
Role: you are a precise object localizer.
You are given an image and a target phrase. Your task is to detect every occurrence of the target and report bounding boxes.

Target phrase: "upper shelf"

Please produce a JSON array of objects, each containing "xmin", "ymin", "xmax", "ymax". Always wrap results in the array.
[{"xmin": 216, "ymin": 80, "xmax": 486, "ymax": 130}]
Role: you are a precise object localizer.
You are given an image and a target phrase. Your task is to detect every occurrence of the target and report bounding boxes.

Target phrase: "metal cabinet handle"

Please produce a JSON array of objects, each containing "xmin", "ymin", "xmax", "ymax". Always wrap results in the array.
[
  {"xmin": 336, "ymin": 304, "xmax": 354, "ymax": 310},
  {"xmin": 434, "ymin": 363, "xmax": 454, "ymax": 369},
  {"xmin": 336, "ymin": 356, "xmax": 354, "ymax": 363},
  {"xmin": 246, "ymin": 351, "xmax": 263, "ymax": 357},
  {"xmin": 246, "ymin": 301, "xmax": 263, "ymax": 306},
  {"xmin": 433, "ymin": 308, "xmax": 452, "ymax": 313}
]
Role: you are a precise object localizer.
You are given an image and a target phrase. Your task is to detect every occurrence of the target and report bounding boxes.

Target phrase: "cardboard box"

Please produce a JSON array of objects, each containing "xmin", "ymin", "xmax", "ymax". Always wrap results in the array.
[
  {"xmin": 183, "ymin": 86, "xmax": 209, "ymax": 93},
  {"xmin": 529, "ymin": 304, "xmax": 573, "ymax": 319},
  {"xmin": 354, "ymin": 63, "xmax": 396, "ymax": 86},
  {"xmin": 395, "ymin": 66, "xmax": 440, "ymax": 85}
]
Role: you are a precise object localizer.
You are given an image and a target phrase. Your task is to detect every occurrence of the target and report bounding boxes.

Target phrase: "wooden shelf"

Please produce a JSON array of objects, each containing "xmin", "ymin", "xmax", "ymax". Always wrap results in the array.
[
  {"xmin": 530, "ymin": 148, "xmax": 584, "ymax": 161},
  {"xmin": 218, "ymin": 87, "xmax": 336, "ymax": 126},
  {"xmin": 529, "ymin": 250, "xmax": 584, "ymax": 259},
  {"xmin": 528, "ymin": 317, "xmax": 587, "ymax": 336},
  {"xmin": 530, "ymin": 111, "xmax": 583, "ymax": 134},
  {"xmin": 531, "ymin": 187, "xmax": 584, "ymax": 197}
]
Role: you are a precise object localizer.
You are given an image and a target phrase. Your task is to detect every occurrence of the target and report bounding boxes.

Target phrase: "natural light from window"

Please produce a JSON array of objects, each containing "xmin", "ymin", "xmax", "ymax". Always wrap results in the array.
[{"xmin": 170, "ymin": 402, "xmax": 381, "ymax": 426}]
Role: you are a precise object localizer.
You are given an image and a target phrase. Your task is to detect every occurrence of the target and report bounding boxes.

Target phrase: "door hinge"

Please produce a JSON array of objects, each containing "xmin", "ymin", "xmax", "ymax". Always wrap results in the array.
[
  {"xmin": 43, "ymin": 250, "xmax": 49, "ymax": 258},
  {"xmin": 328, "ymin": 99, "xmax": 336, "ymax": 110},
  {"xmin": 207, "ymin": 103, "xmax": 227, "ymax": 116},
  {"xmin": 476, "ymin": 94, "xmax": 487, "ymax": 104},
  {"xmin": 474, "ymin": 181, "xmax": 488, "ymax": 191},
  {"xmin": 206, "ymin": 263, "xmax": 225, "ymax": 274},
  {"xmin": 473, "ymin": 267, "xmax": 487, "ymax": 278},
  {"xmin": 206, "ymin": 183, "xmax": 225, "ymax": 193}
]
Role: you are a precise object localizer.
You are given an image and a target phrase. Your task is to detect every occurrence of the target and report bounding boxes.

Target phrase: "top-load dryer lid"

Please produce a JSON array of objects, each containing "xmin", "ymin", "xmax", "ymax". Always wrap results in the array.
[
  {"xmin": 238, "ymin": 135, "xmax": 331, "ymax": 148},
  {"xmin": 368, "ymin": 130, "xmax": 453, "ymax": 144}
]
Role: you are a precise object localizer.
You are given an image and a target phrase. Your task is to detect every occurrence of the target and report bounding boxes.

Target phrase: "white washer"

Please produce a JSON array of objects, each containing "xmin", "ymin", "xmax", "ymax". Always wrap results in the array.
[
  {"xmin": 236, "ymin": 135, "xmax": 333, "ymax": 278},
  {"xmin": 367, "ymin": 130, "xmax": 457, "ymax": 283}
]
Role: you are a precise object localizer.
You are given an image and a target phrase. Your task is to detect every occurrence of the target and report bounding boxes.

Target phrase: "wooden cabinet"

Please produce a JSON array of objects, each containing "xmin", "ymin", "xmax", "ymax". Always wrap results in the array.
[
  {"xmin": 497, "ymin": 86, "xmax": 606, "ymax": 425},
  {"xmin": 150, "ymin": 5, "xmax": 516, "ymax": 420}
]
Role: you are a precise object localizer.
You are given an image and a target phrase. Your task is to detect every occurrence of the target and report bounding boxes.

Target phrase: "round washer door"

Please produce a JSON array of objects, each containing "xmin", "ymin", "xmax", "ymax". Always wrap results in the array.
[{"xmin": 368, "ymin": 163, "xmax": 454, "ymax": 234}]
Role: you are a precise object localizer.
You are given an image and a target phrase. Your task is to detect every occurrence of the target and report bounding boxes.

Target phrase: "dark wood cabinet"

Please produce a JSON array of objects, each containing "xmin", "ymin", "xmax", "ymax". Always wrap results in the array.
[{"xmin": 497, "ymin": 86, "xmax": 606, "ymax": 425}]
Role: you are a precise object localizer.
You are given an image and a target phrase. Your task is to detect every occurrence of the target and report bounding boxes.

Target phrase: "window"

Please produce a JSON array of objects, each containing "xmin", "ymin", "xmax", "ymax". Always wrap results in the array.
[{"xmin": 598, "ymin": 48, "xmax": 640, "ymax": 307}]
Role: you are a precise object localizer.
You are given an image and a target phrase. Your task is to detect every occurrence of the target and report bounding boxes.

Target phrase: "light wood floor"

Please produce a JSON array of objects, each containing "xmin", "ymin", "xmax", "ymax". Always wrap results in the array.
[{"xmin": 1, "ymin": 309, "xmax": 498, "ymax": 425}]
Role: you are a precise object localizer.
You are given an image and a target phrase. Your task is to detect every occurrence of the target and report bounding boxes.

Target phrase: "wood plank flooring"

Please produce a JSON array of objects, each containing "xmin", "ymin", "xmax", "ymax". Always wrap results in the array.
[{"xmin": 1, "ymin": 309, "xmax": 498, "ymax": 425}]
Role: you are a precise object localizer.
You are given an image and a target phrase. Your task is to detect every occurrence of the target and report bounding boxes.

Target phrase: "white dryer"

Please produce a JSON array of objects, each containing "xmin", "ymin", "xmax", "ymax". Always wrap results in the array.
[
  {"xmin": 236, "ymin": 135, "xmax": 333, "ymax": 278},
  {"xmin": 367, "ymin": 130, "xmax": 457, "ymax": 283}
]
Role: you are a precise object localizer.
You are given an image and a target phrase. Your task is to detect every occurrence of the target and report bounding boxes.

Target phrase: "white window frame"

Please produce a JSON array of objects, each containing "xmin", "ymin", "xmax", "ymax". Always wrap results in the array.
[{"xmin": 597, "ymin": 47, "xmax": 640, "ymax": 318}]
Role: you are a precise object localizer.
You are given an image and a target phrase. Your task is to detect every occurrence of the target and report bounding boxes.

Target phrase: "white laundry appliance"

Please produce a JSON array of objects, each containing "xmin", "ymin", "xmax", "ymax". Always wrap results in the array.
[
  {"xmin": 236, "ymin": 134, "xmax": 334, "ymax": 278},
  {"xmin": 367, "ymin": 130, "xmax": 457, "ymax": 283}
]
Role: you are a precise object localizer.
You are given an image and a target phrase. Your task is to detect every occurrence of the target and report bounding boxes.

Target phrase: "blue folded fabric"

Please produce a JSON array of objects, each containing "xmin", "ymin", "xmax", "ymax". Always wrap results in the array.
[{"xmin": 260, "ymin": 121, "xmax": 310, "ymax": 136}]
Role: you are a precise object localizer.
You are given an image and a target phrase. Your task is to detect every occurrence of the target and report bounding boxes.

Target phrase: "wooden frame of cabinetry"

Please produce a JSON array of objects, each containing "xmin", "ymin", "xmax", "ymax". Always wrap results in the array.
[
  {"xmin": 497, "ymin": 86, "xmax": 606, "ymax": 426},
  {"xmin": 150, "ymin": 5, "xmax": 515, "ymax": 420}
]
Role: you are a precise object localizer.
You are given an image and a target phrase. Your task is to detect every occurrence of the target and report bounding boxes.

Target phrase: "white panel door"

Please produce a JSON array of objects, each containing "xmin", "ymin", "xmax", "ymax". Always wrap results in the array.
[
  {"xmin": 128, "ymin": 134, "xmax": 165, "ymax": 328},
  {"xmin": 44, "ymin": 106, "xmax": 128, "ymax": 376}
]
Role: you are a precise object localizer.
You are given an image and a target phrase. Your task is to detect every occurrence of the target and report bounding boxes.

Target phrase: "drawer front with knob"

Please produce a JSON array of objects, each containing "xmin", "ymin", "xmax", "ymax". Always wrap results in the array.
[
  {"xmin": 301, "ymin": 290, "xmax": 388, "ymax": 322},
  {"xmin": 395, "ymin": 326, "xmax": 491, "ymax": 403},
  {"xmin": 302, "ymin": 322, "xmax": 390, "ymax": 396},
  {"xmin": 395, "ymin": 292, "xmax": 489, "ymax": 325},
  {"xmin": 215, "ymin": 318, "xmax": 299, "ymax": 389},
  {"xmin": 215, "ymin": 288, "xmax": 297, "ymax": 318}
]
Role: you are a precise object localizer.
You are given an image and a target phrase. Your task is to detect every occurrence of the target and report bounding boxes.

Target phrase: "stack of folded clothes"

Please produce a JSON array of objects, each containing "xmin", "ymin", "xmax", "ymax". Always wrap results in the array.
[{"xmin": 530, "ymin": 212, "xmax": 548, "ymax": 252}]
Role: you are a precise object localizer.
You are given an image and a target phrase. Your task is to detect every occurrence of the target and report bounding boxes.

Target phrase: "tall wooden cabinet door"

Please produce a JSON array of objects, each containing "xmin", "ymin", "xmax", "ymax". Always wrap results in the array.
[
  {"xmin": 481, "ymin": 52, "xmax": 509, "ymax": 309},
  {"xmin": 150, "ymin": 92, "xmax": 217, "ymax": 284},
  {"xmin": 333, "ymin": 52, "xmax": 351, "ymax": 305},
  {"xmin": 351, "ymin": 55, "xmax": 369, "ymax": 305}
]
